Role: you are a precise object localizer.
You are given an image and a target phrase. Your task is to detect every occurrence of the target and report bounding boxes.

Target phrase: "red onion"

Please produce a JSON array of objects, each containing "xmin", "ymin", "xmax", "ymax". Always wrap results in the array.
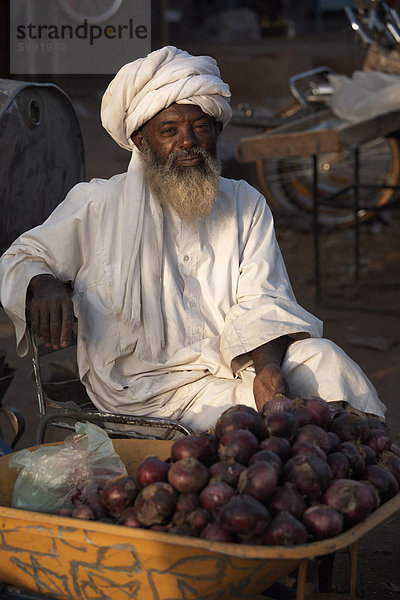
[
  {"xmin": 187, "ymin": 508, "xmax": 212, "ymax": 535},
  {"xmin": 327, "ymin": 452, "xmax": 352, "ymax": 480},
  {"xmin": 296, "ymin": 424, "xmax": 331, "ymax": 454},
  {"xmin": 292, "ymin": 440, "xmax": 327, "ymax": 460},
  {"xmin": 327, "ymin": 431, "xmax": 341, "ymax": 454},
  {"xmin": 218, "ymin": 429, "xmax": 259, "ymax": 465},
  {"xmin": 238, "ymin": 533, "xmax": 266, "ymax": 546},
  {"xmin": 237, "ymin": 461, "xmax": 278, "ymax": 504},
  {"xmin": 303, "ymin": 396, "xmax": 331, "ymax": 428},
  {"xmin": 366, "ymin": 429, "xmax": 391, "ymax": 455},
  {"xmin": 199, "ymin": 481, "xmax": 235, "ymax": 517},
  {"xmin": 249, "ymin": 449, "xmax": 283, "ymax": 475},
  {"xmin": 57, "ymin": 508, "xmax": 73, "ymax": 517},
  {"xmin": 260, "ymin": 436, "xmax": 292, "ymax": 462},
  {"xmin": 134, "ymin": 456, "xmax": 170, "ymax": 487},
  {"xmin": 362, "ymin": 464, "xmax": 399, "ymax": 503},
  {"xmin": 170, "ymin": 433, "xmax": 218, "ymax": 465},
  {"xmin": 263, "ymin": 511, "xmax": 308, "ymax": 546},
  {"xmin": 118, "ymin": 506, "xmax": 141, "ymax": 527},
  {"xmin": 358, "ymin": 480, "xmax": 380, "ymax": 511},
  {"xmin": 283, "ymin": 454, "xmax": 332, "ymax": 500},
  {"xmin": 330, "ymin": 413, "xmax": 370, "ymax": 444},
  {"xmin": 218, "ymin": 494, "xmax": 271, "ymax": 539},
  {"xmin": 378, "ymin": 451, "xmax": 400, "ymax": 485},
  {"xmin": 98, "ymin": 475, "xmax": 139, "ymax": 518},
  {"xmin": 288, "ymin": 396, "xmax": 330, "ymax": 428},
  {"xmin": 134, "ymin": 481, "xmax": 178, "ymax": 527},
  {"xmin": 172, "ymin": 492, "xmax": 201, "ymax": 525},
  {"xmin": 264, "ymin": 411, "xmax": 299, "ymax": 441},
  {"xmin": 261, "ymin": 395, "xmax": 293, "ymax": 416},
  {"xmin": 322, "ymin": 479, "xmax": 375, "ymax": 525},
  {"xmin": 340, "ymin": 441, "xmax": 365, "ymax": 478},
  {"xmin": 302, "ymin": 505, "xmax": 344, "ymax": 540},
  {"xmin": 167, "ymin": 457, "xmax": 209, "ymax": 493},
  {"xmin": 168, "ymin": 524, "xmax": 194, "ymax": 537},
  {"xmin": 268, "ymin": 482, "xmax": 307, "ymax": 519},
  {"xmin": 176, "ymin": 492, "xmax": 200, "ymax": 514},
  {"xmin": 209, "ymin": 460, "xmax": 246, "ymax": 487},
  {"xmin": 215, "ymin": 404, "xmax": 266, "ymax": 441},
  {"xmin": 359, "ymin": 444, "xmax": 377, "ymax": 466},
  {"xmin": 98, "ymin": 516, "xmax": 116, "ymax": 524},
  {"xmin": 390, "ymin": 442, "xmax": 400, "ymax": 457},
  {"xmin": 71, "ymin": 503, "xmax": 97, "ymax": 520},
  {"xmin": 200, "ymin": 522, "xmax": 236, "ymax": 542}
]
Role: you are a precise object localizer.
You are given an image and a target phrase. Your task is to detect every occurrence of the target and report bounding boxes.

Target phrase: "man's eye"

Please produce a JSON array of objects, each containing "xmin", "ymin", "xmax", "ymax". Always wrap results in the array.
[{"xmin": 161, "ymin": 128, "xmax": 176, "ymax": 135}]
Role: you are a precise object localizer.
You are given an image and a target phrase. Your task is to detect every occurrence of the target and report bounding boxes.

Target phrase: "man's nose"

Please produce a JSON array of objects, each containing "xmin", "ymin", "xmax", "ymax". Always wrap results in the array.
[{"xmin": 179, "ymin": 127, "xmax": 197, "ymax": 148}]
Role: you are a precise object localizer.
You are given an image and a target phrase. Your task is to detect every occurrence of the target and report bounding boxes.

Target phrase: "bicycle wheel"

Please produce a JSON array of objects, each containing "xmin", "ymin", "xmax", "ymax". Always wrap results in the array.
[{"xmin": 256, "ymin": 103, "xmax": 400, "ymax": 227}]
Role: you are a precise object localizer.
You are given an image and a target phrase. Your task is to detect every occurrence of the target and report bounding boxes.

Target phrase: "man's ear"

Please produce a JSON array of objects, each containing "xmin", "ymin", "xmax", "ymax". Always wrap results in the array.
[{"xmin": 131, "ymin": 129, "xmax": 145, "ymax": 151}]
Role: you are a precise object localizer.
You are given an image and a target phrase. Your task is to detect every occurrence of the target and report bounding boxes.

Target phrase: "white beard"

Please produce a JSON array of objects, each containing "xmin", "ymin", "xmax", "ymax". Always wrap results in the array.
[{"xmin": 140, "ymin": 144, "xmax": 221, "ymax": 224}]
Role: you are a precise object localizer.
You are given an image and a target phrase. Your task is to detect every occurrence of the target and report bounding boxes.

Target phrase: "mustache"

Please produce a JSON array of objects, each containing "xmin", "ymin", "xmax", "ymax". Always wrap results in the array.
[
  {"xmin": 141, "ymin": 139, "xmax": 221, "ymax": 179},
  {"xmin": 165, "ymin": 147, "xmax": 211, "ymax": 168}
]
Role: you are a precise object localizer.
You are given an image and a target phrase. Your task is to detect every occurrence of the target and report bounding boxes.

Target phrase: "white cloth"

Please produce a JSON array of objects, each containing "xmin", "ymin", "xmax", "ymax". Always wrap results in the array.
[
  {"xmin": 101, "ymin": 46, "xmax": 232, "ymax": 151},
  {"xmin": 0, "ymin": 176, "xmax": 386, "ymax": 429},
  {"xmin": 99, "ymin": 46, "xmax": 232, "ymax": 360}
]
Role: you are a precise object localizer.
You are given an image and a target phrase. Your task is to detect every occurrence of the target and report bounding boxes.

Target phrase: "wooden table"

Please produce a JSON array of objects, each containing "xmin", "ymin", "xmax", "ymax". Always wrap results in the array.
[{"xmin": 236, "ymin": 107, "xmax": 400, "ymax": 309}]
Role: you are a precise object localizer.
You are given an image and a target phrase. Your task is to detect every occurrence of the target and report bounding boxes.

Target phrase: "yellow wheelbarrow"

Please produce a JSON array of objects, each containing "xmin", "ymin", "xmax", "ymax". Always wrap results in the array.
[{"xmin": 0, "ymin": 438, "xmax": 399, "ymax": 600}]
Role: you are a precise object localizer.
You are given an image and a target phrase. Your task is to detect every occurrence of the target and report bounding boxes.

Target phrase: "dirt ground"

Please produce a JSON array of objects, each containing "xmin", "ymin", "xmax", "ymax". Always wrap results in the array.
[{"xmin": 1, "ymin": 28, "xmax": 400, "ymax": 600}]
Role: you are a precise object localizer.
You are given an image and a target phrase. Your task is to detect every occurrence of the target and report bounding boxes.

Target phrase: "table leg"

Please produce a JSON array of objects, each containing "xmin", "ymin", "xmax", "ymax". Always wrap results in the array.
[{"xmin": 312, "ymin": 153, "xmax": 321, "ymax": 305}]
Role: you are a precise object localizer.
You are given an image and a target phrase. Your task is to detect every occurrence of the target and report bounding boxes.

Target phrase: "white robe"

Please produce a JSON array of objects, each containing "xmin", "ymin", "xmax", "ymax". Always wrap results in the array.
[{"xmin": 0, "ymin": 175, "xmax": 386, "ymax": 429}]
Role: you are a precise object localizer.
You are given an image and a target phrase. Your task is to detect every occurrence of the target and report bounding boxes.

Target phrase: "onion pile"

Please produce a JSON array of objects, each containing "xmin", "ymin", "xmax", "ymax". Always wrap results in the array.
[{"xmin": 57, "ymin": 397, "xmax": 399, "ymax": 545}]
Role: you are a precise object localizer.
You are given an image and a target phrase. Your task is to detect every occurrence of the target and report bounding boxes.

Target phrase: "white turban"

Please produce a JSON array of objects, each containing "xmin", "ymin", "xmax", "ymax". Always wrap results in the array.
[
  {"xmin": 101, "ymin": 45, "xmax": 232, "ymax": 150},
  {"xmin": 99, "ymin": 46, "xmax": 231, "ymax": 362}
]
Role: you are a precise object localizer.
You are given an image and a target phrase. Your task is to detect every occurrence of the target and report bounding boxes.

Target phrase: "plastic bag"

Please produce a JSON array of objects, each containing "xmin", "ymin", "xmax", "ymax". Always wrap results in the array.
[
  {"xmin": 328, "ymin": 70, "xmax": 400, "ymax": 123},
  {"xmin": 9, "ymin": 422, "xmax": 127, "ymax": 513}
]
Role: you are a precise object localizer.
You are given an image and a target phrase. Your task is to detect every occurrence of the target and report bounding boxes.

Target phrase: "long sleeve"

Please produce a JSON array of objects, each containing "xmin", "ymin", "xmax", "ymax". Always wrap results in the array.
[
  {"xmin": 0, "ymin": 180, "xmax": 103, "ymax": 355},
  {"xmin": 219, "ymin": 186, "xmax": 323, "ymax": 372}
]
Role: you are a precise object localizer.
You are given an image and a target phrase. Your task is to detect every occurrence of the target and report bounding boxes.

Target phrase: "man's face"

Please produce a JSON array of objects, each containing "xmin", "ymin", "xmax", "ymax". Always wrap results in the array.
[
  {"xmin": 132, "ymin": 103, "xmax": 221, "ymax": 166},
  {"xmin": 131, "ymin": 104, "xmax": 223, "ymax": 223}
]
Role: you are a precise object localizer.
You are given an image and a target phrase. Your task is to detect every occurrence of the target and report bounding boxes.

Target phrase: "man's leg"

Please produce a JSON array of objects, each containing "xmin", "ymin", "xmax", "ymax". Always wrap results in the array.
[
  {"xmin": 176, "ymin": 376, "xmax": 257, "ymax": 433},
  {"xmin": 172, "ymin": 337, "xmax": 386, "ymax": 433},
  {"xmin": 282, "ymin": 337, "xmax": 386, "ymax": 419}
]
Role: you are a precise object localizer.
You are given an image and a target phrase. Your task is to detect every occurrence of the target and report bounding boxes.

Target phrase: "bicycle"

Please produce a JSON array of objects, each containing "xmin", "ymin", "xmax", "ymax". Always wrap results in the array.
[{"xmin": 231, "ymin": 0, "xmax": 400, "ymax": 227}]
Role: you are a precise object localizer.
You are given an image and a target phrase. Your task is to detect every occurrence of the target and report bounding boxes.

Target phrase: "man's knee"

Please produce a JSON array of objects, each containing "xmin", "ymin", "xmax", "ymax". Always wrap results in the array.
[
  {"xmin": 284, "ymin": 336, "xmax": 385, "ymax": 419},
  {"xmin": 287, "ymin": 337, "xmax": 347, "ymax": 367}
]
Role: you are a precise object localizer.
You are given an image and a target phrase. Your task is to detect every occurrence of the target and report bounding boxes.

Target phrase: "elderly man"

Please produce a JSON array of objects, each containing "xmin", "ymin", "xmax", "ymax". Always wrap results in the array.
[{"xmin": 0, "ymin": 46, "xmax": 385, "ymax": 433}]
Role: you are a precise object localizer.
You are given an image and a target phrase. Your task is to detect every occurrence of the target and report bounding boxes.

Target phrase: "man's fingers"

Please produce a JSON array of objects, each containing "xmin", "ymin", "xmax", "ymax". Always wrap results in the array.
[
  {"xmin": 60, "ymin": 303, "xmax": 74, "ymax": 347},
  {"xmin": 49, "ymin": 316, "xmax": 62, "ymax": 348},
  {"xmin": 272, "ymin": 374, "xmax": 286, "ymax": 396},
  {"xmin": 29, "ymin": 300, "xmax": 74, "ymax": 349},
  {"xmin": 36, "ymin": 307, "xmax": 52, "ymax": 345},
  {"xmin": 29, "ymin": 307, "xmax": 42, "ymax": 340},
  {"xmin": 253, "ymin": 365, "xmax": 288, "ymax": 411},
  {"xmin": 27, "ymin": 277, "xmax": 74, "ymax": 348}
]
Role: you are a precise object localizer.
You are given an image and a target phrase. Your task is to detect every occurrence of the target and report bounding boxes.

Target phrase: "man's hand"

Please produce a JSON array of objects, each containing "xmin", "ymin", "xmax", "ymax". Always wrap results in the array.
[
  {"xmin": 253, "ymin": 363, "xmax": 287, "ymax": 411},
  {"xmin": 251, "ymin": 336, "xmax": 288, "ymax": 411},
  {"xmin": 27, "ymin": 274, "xmax": 74, "ymax": 349}
]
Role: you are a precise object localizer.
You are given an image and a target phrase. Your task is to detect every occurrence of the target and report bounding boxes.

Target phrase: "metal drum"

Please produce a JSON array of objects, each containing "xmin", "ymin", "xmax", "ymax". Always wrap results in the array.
[{"xmin": 0, "ymin": 78, "xmax": 85, "ymax": 254}]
